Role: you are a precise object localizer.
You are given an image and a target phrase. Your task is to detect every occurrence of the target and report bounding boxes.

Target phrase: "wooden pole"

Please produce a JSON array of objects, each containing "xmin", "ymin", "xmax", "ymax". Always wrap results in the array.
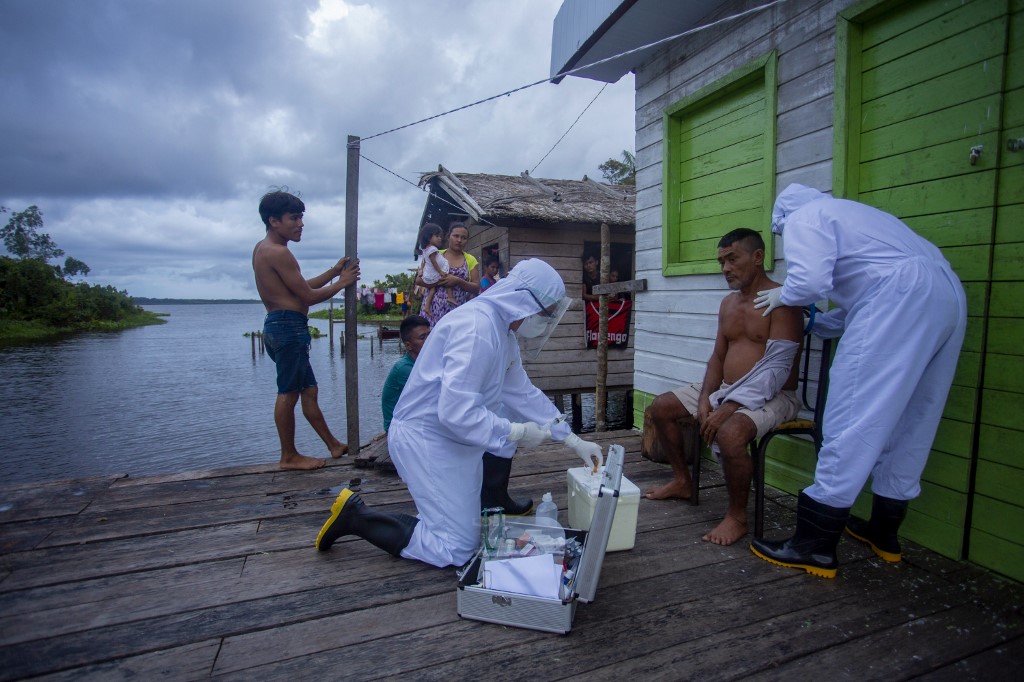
[
  {"xmin": 345, "ymin": 135, "xmax": 361, "ymax": 456},
  {"xmin": 328, "ymin": 300, "xmax": 334, "ymax": 349},
  {"xmin": 596, "ymin": 223, "xmax": 610, "ymax": 431}
]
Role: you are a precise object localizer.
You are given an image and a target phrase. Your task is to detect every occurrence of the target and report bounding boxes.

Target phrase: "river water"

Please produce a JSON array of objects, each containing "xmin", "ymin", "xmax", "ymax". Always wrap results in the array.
[{"xmin": 0, "ymin": 303, "xmax": 627, "ymax": 485}]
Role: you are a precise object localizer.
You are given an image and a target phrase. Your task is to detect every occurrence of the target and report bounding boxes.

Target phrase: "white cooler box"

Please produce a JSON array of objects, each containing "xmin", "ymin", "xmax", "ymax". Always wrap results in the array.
[
  {"xmin": 568, "ymin": 461, "xmax": 639, "ymax": 552},
  {"xmin": 456, "ymin": 444, "xmax": 626, "ymax": 634}
]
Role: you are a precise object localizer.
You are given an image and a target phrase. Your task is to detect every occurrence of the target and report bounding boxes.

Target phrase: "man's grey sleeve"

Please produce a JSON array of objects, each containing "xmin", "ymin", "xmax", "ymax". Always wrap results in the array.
[{"xmin": 709, "ymin": 339, "xmax": 799, "ymax": 411}]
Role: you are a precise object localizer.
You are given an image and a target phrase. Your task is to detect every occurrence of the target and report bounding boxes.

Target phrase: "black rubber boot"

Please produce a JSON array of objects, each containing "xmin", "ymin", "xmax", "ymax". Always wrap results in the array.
[
  {"xmin": 750, "ymin": 492, "xmax": 850, "ymax": 578},
  {"xmin": 845, "ymin": 494, "xmax": 909, "ymax": 563},
  {"xmin": 480, "ymin": 452, "xmax": 533, "ymax": 516},
  {"xmin": 316, "ymin": 488, "xmax": 418, "ymax": 556}
]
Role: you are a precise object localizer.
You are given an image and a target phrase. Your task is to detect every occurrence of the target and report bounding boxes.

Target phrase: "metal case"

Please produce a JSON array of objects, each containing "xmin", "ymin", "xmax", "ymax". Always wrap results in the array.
[{"xmin": 456, "ymin": 444, "xmax": 624, "ymax": 634}]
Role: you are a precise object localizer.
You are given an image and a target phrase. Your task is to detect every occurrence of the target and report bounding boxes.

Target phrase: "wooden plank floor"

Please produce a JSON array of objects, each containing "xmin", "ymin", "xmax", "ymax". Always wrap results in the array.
[{"xmin": 1, "ymin": 429, "xmax": 1021, "ymax": 680}]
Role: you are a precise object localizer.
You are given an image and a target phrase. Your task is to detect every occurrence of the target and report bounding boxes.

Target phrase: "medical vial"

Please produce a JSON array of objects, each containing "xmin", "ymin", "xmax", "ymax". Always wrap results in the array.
[{"xmin": 534, "ymin": 492, "xmax": 559, "ymax": 527}]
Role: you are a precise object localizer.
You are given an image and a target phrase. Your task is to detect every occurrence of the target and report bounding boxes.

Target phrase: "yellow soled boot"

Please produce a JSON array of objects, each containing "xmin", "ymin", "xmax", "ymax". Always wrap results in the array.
[
  {"xmin": 316, "ymin": 488, "xmax": 418, "ymax": 556},
  {"xmin": 750, "ymin": 492, "xmax": 850, "ymax": 579},
  {"xmin": 845, "ymin": 494, "xmax": 908, "ymax": 563}
]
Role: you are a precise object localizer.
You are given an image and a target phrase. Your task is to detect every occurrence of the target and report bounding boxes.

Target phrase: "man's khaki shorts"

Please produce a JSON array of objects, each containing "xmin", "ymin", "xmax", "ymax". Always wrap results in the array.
[{"xmin": 670, "ymin": 382, "xmax": 801, "ymax": 440}]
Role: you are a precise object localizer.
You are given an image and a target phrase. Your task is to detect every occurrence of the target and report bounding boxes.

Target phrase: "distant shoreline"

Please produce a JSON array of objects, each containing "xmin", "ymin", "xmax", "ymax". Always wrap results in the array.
[
  {"xmin": 136, "ymin": 298, "xmax": 342, "ymax": 305},
  {"xmin": 135, "ymin": 298, "xmax": 261, "ymax": 305}
]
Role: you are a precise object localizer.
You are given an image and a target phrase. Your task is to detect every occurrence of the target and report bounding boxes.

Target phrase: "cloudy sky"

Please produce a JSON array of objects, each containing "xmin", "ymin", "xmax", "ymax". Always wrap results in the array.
[{"xmin": 0, "ymin": 0, "xmax": 635, "ymax": 299}]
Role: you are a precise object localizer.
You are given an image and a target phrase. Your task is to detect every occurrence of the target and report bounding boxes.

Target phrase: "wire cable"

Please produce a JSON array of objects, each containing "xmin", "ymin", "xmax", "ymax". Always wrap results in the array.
[
  {"xmin": 360, "ymin": 153, "xmax": 503, "ymax": 228},
  {"xmin": 357, "ymin": 0, "xmax": 786, "ymax": 143},
  {"xmin": 530, "ymin": 83, "xmax": 607, "ymax": 175}
]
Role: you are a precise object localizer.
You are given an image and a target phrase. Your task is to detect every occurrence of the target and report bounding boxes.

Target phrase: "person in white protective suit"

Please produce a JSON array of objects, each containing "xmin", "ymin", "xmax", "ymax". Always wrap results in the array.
[
  {"xmin": 314, "ymin": 258, "xmax": 604, "ymax": 567},
  {"xmin": 749, "ymin": 184, "xmax": 967, "ymax": 578}
]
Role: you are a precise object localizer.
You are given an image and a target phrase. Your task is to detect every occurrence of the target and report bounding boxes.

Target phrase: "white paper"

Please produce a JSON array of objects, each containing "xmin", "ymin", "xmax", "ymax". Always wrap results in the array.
[{"xmin": 483, "ymin": 555, "xmax": 563, "ymax": 599}]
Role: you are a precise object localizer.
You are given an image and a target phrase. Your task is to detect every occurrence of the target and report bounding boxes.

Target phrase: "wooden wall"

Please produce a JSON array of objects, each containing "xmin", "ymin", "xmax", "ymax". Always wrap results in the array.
[
  {"xmin": 632, "ymin": 0, "xmax": 851, "ymax": 401},
  {"xmin": 467, "ymin": 221, "xmax": 635, "ymax": 394},
  {"xmin": 628, "ymin": 0, "xmax": 1024, "ymax": 580}
]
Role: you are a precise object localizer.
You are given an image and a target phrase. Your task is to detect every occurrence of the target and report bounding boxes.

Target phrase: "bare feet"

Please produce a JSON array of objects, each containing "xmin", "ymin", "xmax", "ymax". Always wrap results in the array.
[
  {"xmin": 280, "ymin": 453, "xmax": 328, "ymax": 471},
  {"xmin": 644, "ymin": 480, "xmax": 692, "ymax": 501},
  {"xmin": 702, "ymin": 514, "xmax": 747, "ymax": 545},
  {"xmin": 329, "ymin": 442, "xmax": 349, "ymax": 459}
]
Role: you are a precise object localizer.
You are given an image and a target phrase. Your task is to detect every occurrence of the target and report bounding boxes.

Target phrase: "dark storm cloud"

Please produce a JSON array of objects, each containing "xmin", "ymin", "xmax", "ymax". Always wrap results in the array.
[
  {"xmin": 0, "ymin": 0, "xmax": 635, "ymax": 298},
  {"xmin": 1, "ymin": 0, "xmax": 311, "ymax": 198}
]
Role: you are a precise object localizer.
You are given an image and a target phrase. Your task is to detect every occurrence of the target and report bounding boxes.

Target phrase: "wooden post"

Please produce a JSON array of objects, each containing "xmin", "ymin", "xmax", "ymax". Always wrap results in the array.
[
  {"xmin": 251, "ymin": 332, "xmax": 256, "ymax": 359},
  {"xmin": 328, "ymin": 300, "xmax": 334, "ymax": 349},
  {"xmin": 345, "ymin": 135, "xmax": 361, "ymax": 456},
  {"xmin": 596, "ymin": 223, "xmax": 610, "ymax": 431}
]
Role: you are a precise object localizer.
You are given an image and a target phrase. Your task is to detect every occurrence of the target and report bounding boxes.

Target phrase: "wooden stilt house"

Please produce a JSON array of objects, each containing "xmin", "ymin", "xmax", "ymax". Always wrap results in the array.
[{"xmin": 417, "ymin": 166, "xmax": 637, "ymax": 414}]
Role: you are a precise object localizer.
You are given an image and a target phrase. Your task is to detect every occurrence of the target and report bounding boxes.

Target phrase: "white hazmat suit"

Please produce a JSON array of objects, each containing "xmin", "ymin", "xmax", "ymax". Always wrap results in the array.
[
  {"xmin": 765, "ymin": 184, "xmax": 967, "ymax": 508},
  {"xmin": 388, "ymin": 258, "xmax": 580, "ymax": 567}
]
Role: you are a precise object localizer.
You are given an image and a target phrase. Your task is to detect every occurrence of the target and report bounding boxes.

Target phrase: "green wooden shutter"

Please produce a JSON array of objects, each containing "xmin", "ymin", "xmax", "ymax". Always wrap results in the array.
[{"xmin": 662, "ymin": 53, "xmax": 776, "ymax": 276}]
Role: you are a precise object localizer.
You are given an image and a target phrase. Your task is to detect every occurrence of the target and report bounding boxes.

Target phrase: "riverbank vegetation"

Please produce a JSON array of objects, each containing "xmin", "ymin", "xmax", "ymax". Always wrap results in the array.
[
  {"xmin": 308, "ymin": 270, "xmax": 420, "ymax": 322},
  {"xmin": 0, "ymin": 205, "xmax": 165, "ymax": 342}
]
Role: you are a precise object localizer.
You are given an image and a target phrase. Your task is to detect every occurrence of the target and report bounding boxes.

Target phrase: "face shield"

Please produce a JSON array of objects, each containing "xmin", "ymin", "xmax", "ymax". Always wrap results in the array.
[{"xmin": 515, "ymin": 287, "xmax": 572, "ymax": 361}]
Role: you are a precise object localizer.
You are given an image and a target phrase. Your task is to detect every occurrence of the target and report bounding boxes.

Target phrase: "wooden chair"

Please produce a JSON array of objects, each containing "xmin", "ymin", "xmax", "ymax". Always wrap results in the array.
[
  {"xmin": 639, "ymin": 319, "xmax": 831, "ymax": 515},
  {"xmin": 750, "ymin": 335, "xmax": 832, "ymax": 538}
]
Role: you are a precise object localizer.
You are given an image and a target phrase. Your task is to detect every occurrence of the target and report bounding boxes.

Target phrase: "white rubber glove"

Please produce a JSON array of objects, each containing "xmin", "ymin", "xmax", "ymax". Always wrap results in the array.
[
  {"xmin": 753, "ymin": 287, "xmax": 783, "ymax": 317},
  {"xmin": 508, "ymin": 421, "xmax": 551, "ymax": 449},
  {"xmin": 565, "ymin": 433, "xmax": 603, "ymax": 472}
]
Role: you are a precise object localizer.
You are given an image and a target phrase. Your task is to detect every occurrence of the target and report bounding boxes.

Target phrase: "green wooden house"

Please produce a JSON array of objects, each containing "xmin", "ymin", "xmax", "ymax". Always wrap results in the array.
[{"xmin": 551, "ymin": 0, "xmax": 1023, "ymax": 581}]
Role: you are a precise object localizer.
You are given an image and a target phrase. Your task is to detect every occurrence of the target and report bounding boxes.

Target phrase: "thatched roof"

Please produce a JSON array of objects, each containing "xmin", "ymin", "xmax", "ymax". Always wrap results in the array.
[{"xmin": 419, "ymin": 166, "xmax": 635, "ymax": 229}]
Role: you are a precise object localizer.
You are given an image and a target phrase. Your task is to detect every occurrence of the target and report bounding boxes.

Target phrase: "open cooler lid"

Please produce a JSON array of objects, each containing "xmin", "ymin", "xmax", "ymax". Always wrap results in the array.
[{"xmin": 574, "ymin": 444, "xmax": 624, "ymax": 604}]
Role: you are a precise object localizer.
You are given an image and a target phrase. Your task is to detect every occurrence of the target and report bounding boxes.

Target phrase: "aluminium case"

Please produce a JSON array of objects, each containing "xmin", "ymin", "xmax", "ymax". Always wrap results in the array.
[{"xmin": 455, "ymin": 444, "xmax": 625, "ymax": 634}]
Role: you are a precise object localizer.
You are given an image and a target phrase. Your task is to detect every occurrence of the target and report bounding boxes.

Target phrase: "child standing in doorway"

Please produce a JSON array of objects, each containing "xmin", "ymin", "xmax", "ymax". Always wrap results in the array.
[
  {"xmin": 480, "ymin": 255, "xmax": 501, "ymax": 291},
  {"xmin": 415, "ymin": 223, "xmax": 456, "ymax": 313}
]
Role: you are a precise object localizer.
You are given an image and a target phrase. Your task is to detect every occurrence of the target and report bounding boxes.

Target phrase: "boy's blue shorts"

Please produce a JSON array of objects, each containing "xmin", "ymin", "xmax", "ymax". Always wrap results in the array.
[{"xmin": 263, "ymin": 310, "xmax": 317, "ymax": 394}]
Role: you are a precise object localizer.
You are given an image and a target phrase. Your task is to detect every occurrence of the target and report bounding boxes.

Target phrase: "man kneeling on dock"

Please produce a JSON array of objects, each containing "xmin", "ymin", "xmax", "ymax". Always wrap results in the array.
[
  {"xmin": 253, "ymin": 189, "xmax": 360, "ymax": 470},
  {"xmin": 644, "ymin": 229, "xmax": 803, "ymax": 545}
]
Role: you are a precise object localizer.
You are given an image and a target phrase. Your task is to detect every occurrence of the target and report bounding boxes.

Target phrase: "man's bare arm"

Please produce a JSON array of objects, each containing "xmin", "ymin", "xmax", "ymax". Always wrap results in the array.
[
  {"xmin": 307, "ymin": 258, "xmax": 344, "ymax": 290},
  {"xmin": 700, "ymin": 299, "xmax": 729, "ymax": 403},
  {"xmin": 768, "ymin": 303, "xmax": 804, "ymax": 343},
  {"xmin": 274, "ymin": 251, "xmax": 359, "ymax": 306}
]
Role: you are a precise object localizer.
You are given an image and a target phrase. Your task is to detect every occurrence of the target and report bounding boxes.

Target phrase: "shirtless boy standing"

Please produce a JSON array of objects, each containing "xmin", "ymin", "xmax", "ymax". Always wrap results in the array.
[
  {"xmin": 644, "ymin": 228, "xmax": 803, "ymax": 545},
  {"xmin": 253, "ymin": 190, "xmax": 360, "ymax": 470}
]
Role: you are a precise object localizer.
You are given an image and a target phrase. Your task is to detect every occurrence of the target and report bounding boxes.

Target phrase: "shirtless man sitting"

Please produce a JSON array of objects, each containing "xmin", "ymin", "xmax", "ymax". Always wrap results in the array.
[
  {"xmin": 253, "ymin": 189, "xmax": 361, "ymax": 470},
  {"xmin": 645, "ymin": 228, "xmax": 803, "ymax": 545}
]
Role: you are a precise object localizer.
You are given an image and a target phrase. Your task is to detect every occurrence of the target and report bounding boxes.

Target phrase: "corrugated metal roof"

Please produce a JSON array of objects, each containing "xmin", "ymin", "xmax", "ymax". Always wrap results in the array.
[{"xmin": 550, "ymin": 0, "xmax": 727, "ymax": 83}]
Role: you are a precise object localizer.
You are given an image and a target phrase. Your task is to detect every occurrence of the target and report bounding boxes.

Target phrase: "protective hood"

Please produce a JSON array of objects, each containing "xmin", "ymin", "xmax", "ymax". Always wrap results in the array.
[
  {"xmin": 477, "ymin": 258, "xmax": 570, "ymax": 360},
  {"xmin": 771, "ymin": 184, "xmax": 829, "ymax": 235}
]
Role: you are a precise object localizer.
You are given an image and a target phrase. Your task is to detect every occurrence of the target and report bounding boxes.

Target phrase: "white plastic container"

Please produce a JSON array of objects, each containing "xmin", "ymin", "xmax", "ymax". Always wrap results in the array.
[
  {"xmin": 567, "ymin": 453, "xmax": 639, "ymax": 552},
  {"xmin": 534, "ymin": 492, "xmax": 560, "ymax": 528}
]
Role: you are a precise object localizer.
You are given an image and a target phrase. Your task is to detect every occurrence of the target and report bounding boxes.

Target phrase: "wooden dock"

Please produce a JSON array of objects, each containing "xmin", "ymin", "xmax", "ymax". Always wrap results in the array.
[{"xmin": 1, "ymin": 430, "xmax": 1021, "ymax": 680}]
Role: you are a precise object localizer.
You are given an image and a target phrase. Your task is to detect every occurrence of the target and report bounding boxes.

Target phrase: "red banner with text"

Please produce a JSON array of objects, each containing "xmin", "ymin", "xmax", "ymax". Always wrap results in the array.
[{"xmin": 585, "ymin": 299, "xmax": 631, "ymax": 349}]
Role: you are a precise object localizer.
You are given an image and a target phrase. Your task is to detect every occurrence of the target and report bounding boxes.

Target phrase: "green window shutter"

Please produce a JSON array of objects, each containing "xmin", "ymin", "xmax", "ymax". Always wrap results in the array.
[{"xmin": 662, "ymin": 52, "xmax": 777, "ymax": 276}]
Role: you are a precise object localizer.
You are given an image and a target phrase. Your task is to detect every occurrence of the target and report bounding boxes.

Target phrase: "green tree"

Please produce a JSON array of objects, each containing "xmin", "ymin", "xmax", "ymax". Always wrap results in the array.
[
  {"xmin": 63, "ymin": 256, "xmax": 91, "ymax": 278},
  {"xmin": 0, "ymin": 205, "xmax": 148, "ymax": 333},
  {"xmin": 1, "ymin": 206, "xmax": 91, "ymax": 280},
  {"xmin": 374, "ymin": 270, "xmax": 415, "ymax": 292},
  {"xmin": 598, "ymin": 150, "xmax": 636, "ymax": 186},
  {"xmin": 1, "ymin": 205, "xmax": 65, "ymax": 262}
]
